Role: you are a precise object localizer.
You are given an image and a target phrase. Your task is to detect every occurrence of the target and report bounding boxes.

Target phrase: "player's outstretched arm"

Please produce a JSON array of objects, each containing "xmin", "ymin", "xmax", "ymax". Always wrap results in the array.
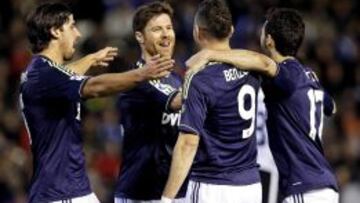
[
  {"xmin": 162, "ymin": 133, "xmax": 199, "ymax": 201},
  {"xmin": 82, "ymin": 55, "xmax": 174, "ymax": 98},
  {"xmin": 67, "ymin": 47, "xmax": 118, "ymax": 75},
  {"xmin": 186, "ymin": 49, "xmax": 277, "ymax": 77}
]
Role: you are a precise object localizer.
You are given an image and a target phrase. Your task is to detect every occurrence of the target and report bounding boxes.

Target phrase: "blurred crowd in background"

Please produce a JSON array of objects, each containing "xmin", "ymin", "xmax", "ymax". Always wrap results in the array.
[{"xmin": 0, "ymin": 0, "xmax": 359, "ymax": 202}]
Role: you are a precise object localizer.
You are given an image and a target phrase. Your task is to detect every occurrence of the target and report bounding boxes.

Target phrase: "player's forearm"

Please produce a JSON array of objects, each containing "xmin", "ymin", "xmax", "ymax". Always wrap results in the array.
[
  {"xmin": 67, "ymin": 54, "xmax": 97, "ymax": 75},
  {"xmin": 210, "ymin": 49, "xmax": 277, "ymax": 77},
  {"xmin": 82, "ymin": 69, "xmax": 146, "ymax": 98},
  {"xmin": 163, "ymin": 133, "xmax": 199, "ymax": 199}
]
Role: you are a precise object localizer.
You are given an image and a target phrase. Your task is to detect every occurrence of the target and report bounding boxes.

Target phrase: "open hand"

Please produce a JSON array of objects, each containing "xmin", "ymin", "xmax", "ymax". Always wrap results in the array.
[
  {"xmin": 185, "ymin": 49, "xmax": 213, "ymax": 73},
  {"xmin": 92, "ymin": 47, "xmax": 118, "ymax": 67},
  {"xmin": 141, "ymin": 55, "xmax": 175, "ymax": 80}
]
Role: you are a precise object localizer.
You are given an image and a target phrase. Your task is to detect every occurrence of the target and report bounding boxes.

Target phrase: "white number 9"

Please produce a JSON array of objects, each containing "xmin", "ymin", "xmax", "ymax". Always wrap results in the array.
[{"xmin": 237, "ymin": 85, "xmax": 256, "ymax": 139}]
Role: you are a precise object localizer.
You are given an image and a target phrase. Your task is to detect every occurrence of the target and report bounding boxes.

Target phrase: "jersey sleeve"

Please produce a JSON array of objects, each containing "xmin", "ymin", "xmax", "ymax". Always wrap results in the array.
[
  {"xmin": 140, "ymin": 80, "xmax": 180, "ymax": 112},
  {"xmin": 272, "ymin": 62, "xmax": 302, "ymax": 96},
  {"xmin": 323, "ymin": 91, "xmax": 335, "ymax": 116},
  {"xmin": 178, "ymin": 75, "xmax": 207, "ymax": 136},
  {"xmin": 38, "ymin": 66, "xmax": 89, "ymax": 102}
]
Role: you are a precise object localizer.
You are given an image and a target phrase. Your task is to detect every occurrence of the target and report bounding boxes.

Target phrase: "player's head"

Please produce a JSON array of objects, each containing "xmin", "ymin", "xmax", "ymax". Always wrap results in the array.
[
  {"xmin": 26, "ymin": 3, "xmax": 81, "ymax": 60},
  {"xmin": 193, "ymin": 0, "xmax": 233, "ymax": 48},
  {"xmin": 133, "ymin": 1, "xmax": 175, "ymax": 59},
  {"xmin": 261, "ymin": 8, "xmax": 304, "ymax": 57}
]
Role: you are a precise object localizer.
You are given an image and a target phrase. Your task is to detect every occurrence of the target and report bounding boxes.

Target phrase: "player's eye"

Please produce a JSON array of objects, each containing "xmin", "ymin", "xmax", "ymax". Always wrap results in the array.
[{"xmin": 151, "ymin": 27, "xmax": 161, "ymax": 32}]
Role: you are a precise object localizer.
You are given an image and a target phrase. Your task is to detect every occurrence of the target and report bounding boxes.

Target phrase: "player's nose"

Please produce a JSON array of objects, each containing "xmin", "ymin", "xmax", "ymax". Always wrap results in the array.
[
  {"xmin": 160, "ymin": 28, "xmax": 170, "ymax": 38},
  {"xmin": 75, "ymin": 27, "xmax": 82, "ymax": 38}
]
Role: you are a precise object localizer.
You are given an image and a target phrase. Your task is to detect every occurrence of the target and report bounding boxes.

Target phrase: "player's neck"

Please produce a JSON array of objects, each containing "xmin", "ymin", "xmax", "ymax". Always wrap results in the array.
[
  {"xmin": 270, "ymin": 50, "xmax": 295, "ymax": 63},
  {"xmin": 141, "ymin": 51, "xmax": 172, "ymax": 63},
  {"xmin": 141, "ymin": 51, "xmax": 152, "ymax": 63},
  {"xmin": 38, "ymin": 43, "xmax": 64, "ymax": 65},
  {"xmin": 201, "ymin": 41, "xmax": 230, "ymax": 51}
]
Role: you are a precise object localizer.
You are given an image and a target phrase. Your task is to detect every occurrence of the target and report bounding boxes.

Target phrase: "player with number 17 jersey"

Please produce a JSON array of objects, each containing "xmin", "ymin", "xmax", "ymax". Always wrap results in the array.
[
  {"xmin": 180, "ymin": 62, "xmax": 261, "ymax": 186},
  {"xmin": 262, "ymin": 58, "xmax": 338, "ymax": 198}
]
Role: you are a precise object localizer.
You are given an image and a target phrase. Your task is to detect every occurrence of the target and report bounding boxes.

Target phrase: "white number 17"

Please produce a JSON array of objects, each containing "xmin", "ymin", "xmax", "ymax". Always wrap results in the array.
[{"xmin": 307, "ymin": 89, "xmax": 324, "ymax": 140}]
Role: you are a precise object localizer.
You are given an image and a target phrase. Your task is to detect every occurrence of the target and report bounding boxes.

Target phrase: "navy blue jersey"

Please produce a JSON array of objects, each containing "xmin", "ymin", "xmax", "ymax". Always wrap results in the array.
[
  {"xmin": 115, "ymin": 60, "xmax": 186, "ymax": 200},
  {"xmin": 179, "ymin": 62, "xmax": 261, "ymax": 185},
  {"xmin": 19, "ymin": 55, "xmax": 91, "ymax": 202},
  {"xmin": 262, "ymin": 59, "xmax": 338, "ymax": 198}
]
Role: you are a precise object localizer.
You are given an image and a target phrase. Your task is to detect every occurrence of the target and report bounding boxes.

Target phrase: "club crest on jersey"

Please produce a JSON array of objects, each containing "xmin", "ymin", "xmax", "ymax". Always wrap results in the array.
[{"xmin": 149, "ymin": 80, "xmax": 175, "ymax": 95}]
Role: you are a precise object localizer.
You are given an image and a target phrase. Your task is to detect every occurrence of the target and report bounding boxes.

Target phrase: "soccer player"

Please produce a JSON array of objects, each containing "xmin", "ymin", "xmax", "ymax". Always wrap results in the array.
[
  {"xmin": 185, "ymin": 8, "xmax": 339, "ymax": 203},
  {"xmin": 21, "ymin": 3, "xmax": 173, "ymax": 203},
  {"xmin": 114, "ymin": 2, "xmax": 185, "ymax": 203},
  {"xmin": 162, "ymin": 0, "xmax": 263, "ymax": 202}
]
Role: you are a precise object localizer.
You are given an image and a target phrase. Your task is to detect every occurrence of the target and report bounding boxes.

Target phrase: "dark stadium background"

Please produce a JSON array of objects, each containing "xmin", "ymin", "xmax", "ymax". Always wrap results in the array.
[{"xmin": 0, "ymin": 0, "xmax": 359, "ymax": 202}]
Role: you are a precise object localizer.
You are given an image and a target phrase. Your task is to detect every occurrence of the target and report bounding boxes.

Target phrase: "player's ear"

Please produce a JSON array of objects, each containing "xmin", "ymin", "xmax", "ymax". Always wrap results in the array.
[
  {"xmin": 194, "ymin": 24, "xmax": 205, "ymax": 42},
  {"xmin": 135, "ymin": 31, "xmax": 144, "ymax": 44},
  {"xmin": 50, "ymin": 27, "xmax": 61, "ymax": 39},
  {"xmin": 229, "ymin": 25, "xmax": 234, "ymax": 38},
  {"xmin": 193, "ymin": 24, "xmax": 199, "ymax": 41},
  {"xmin": 266, "ymin": 34, "xmax": 275, "ymax": 49}
]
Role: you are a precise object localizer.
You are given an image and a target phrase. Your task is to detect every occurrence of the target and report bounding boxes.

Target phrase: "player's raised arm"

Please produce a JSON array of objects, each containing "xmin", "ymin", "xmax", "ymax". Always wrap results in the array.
[
  {"xmin": 67, "ymin": 47, "xmax": 118, "ymax": 75},
  {"xmin": 162, "ymin": 133, "xmax": 199, "ymax": 200},
  {"xmin": 82, "ymin": 55, "xmax": 174, "ymax": 98},
  {"xmin": 186, "ymin": 49, "xmax": 278, "ymax": 77}
]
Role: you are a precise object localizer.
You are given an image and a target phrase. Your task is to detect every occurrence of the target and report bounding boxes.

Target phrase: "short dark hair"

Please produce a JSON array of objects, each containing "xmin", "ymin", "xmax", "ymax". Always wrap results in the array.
[
  {"xmin": 26, "ymin": 3, "xmax": 72, "ymax": 53},
  {"xmin": 132, "ymin": 1, "xmax": 173, "ymax": 33},
  {"xmin": 265, "ymin": 8, "xmax": 305, "ymax": 56},
  {"xmin": 195, "ymin": 0, "xmax": 232, "ymax": 40}
]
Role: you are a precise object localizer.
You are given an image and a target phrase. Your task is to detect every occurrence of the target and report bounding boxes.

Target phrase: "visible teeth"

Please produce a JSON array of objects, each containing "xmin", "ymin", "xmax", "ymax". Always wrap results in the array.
[{"xmin": 160, "ymin": 41, "xmax": 170, "ymax": 47}]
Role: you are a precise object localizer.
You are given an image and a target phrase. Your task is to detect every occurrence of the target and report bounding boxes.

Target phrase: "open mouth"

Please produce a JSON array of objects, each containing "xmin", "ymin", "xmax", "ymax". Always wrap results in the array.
[{"xmin": 159, "ymin": 40, "xmax": 171, "ymax": 48}]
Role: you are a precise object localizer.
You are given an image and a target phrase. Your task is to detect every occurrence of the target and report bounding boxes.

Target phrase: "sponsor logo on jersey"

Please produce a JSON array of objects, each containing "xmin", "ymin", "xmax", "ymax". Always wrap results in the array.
[{"xmin": 161, "ymin": 112, "xmax": 180, "ymax": 126}]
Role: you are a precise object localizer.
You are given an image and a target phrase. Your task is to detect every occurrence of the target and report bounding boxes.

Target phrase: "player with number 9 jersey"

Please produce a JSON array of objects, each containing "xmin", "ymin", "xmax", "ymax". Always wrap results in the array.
[
  {"xmin": 161, "ymin": 1, "xmax": 262, "ymax": 202},
  {"xmin": 180, "ymin": 63, "xmax": 261, "ymax": 186}
]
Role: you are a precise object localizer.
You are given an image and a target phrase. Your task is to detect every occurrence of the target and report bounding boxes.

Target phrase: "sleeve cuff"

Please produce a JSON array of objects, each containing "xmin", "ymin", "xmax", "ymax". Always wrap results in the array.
[
  {"xmin": 179, "ymin": 124, "xmax": 200, "ymax": 135},
  {"xmin": 165, "ymin": 90, "xmax": 180, "ymax": 112},
  {"xmin": 79, "ymin": 76, "xmax": 91, "ymax": 100}
]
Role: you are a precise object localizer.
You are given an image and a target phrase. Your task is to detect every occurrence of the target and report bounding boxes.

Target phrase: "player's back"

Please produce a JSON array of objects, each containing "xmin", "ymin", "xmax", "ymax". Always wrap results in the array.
[
  {"xmin": 20, "ymin": 56, "xmax": 91, "ymax": 202},
  {"xmin": 180, "ymin": 62, "xmax": 261, "ymax": 185},
  {"xmin": 263, "ymin": 59, "xmax": 338, "ymax": 197}
]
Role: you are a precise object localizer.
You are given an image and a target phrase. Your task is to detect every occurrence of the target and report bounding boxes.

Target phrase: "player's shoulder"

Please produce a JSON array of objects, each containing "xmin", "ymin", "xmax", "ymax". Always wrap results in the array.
[
  {"xmin": 189, "ymin": 62, "xmax": 230, "ymax": 81},
  {"xmin": 21, "ymin": 56, "xmax": 50, "ymax": 85},
  {"xmin": 279, "ymin": 58, "xmax": 305, "ymax": 73},
  {"xmin": 31, "ymin": 55, "xmax": 76, "ymax": 77},
  {"xmin": 182, "ymin": 62, "xmax": 225, "ymax": 95},
  {"xmin": 278, "ymin": 58, "xmax": 311, "ymax": 82}
]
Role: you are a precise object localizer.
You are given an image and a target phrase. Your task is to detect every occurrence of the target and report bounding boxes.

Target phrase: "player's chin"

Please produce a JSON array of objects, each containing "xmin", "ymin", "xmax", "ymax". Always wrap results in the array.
[
  {"xmin": 157, "ymin": 48, "xmax": 173, "ymax": 58},
  {"xmin": 64, "ymin": 50, "xmax": 75, "ymax": 61}
]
